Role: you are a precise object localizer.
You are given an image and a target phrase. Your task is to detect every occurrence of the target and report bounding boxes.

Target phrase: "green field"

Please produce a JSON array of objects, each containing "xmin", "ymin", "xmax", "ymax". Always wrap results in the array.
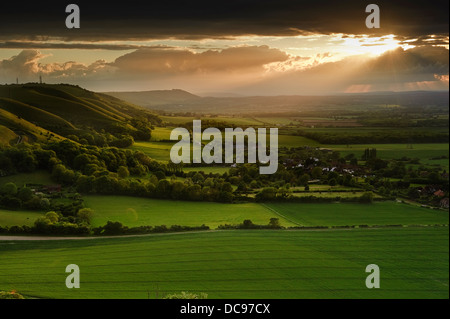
[
  {"xmin": 0, "ymin": 209, "xmax": 44, "ymax": 227},
  {"xmin": 254, "ymin": 117, "xmax": 301, "ymax": 125},
  {"xmin": 0, "ymin": 227, "xmax": 447, "ymax": 299},
  {"xmin": 0, "ymin": 170, "xmax": 54, "ymax": 187},
  {"xmin": 302, "ymin": 126, "xmax": 448, "ymax": 135},
  {"xmin": 265, "ymin": 202, "xmax": 449, "ymax": 227},
  {"xmin": 289, "ymin": 191, "xmax": 381, "ymax": 199},
  {"xmin": 160, "ymin": 116, "xmax": 264, "ymax": 127},
  {"xmin": 278, "ymin": 134, "xmax": 320, "ymax": 147},
  {"xmin": 326, "ymin": 143, "xmax": 449, "ymax": 161},
  {"xmin": 130, "ymin": 141, "xmax": 173, "ymax": 162},
  {"xmin": 84, "ymin": 197, "xmax": 449, "ymax": 230},
  {"xmin": 159, "ymin": 116, "xmax": 196, "ymax": 125},
  {"xmin": 84, "ymin": 196, "xmax": 296, "ymax": 228},
  {"xmin": 149, "ymin": 127, "xmax": 173, "ymax": 141}
]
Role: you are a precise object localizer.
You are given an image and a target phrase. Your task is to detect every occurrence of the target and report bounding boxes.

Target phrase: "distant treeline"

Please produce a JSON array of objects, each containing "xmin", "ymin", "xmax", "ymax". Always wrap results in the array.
[
  {"xmin": 0, "ymin": 223, "xmax": 90, "ymax": 236},
  {"xmin": 92, "ymin": 221, "xmax": 210, "ymax": 235},
  {"xmin": 359, "ymin": 118, "xmax": 449, "ymax": 128},
  {"xmin": 254, "ymin": 189, "xmax": 376, "ymax": 203},
  {"xmin": 295, "ymin": 130, "xmax": 449, "ymax": 144},
  {"xmin": 0, "ymin": 221, "xmax": 210, "ymax": 236}
]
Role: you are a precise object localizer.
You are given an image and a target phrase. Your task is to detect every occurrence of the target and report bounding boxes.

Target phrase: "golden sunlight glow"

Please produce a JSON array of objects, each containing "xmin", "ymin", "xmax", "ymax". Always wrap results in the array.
[{"xmin": 341, "ymin": 34, "xmax": 405, "ymax": 56}]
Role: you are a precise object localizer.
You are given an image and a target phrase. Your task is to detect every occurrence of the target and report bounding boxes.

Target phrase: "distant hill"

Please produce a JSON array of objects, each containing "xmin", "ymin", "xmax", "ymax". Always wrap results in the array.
[
  {"xmin": 104, "ymin": 90, "xmax": 449, "ymax": 115},
  {"xmin": 104, "ymin": 89, "xmax": 200, "ymax": 108},
  {"xmin": 0, "ymin": 83, "xmax": 161, "ymax": 145}
]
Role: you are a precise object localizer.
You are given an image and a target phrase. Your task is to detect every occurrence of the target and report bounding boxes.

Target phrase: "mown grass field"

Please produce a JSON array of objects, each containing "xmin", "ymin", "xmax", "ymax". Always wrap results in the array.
[
  {"xmin": 84, "ymin": 196, "xmax": 297, "ymax": 228},
  {"xmin": 0, "ymin": 227, "xmax": 447, "ymax": 299},
  {"xmin": 265, "ymin": 202, "xmax": 449, "ymax": 227}
]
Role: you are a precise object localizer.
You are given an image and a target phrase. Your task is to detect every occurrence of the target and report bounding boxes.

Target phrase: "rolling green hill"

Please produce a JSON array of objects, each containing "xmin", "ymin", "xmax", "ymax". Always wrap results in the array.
[
  {"xmin": 0, "ymin": 125, "xmax": 17, "ymax": 145},
  {"xmin": 0, "ymin": 83, "xmax": 161, "ymax": 145},
  {"xmin": 0, "ymin": 97, "xmax": 76, "ymax": 130},
  {"xmin": 0, "ymin": 108, "xmax": 65, "ymax": 143}
]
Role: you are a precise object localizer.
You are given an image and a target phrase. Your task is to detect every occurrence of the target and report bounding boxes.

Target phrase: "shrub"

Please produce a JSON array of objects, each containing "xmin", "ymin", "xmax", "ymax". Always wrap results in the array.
[
  {"xmin": 268, "ymin": 218, "xmax": 281, "ymax": 229},
  {"xmin": 359, "ymin": 192, "xmax": 374, "ymax": 203},
  {"xmin": 102, "ymin": 221, "xmax": 128, "ymax": 235},
  {"xmin": 1, "ymin": 182, "xmax": 18, "ymax": 196},
  {"xmin": 163, "ymin": 292, "xmax": 208, "ymax": 299},
  {"xmin": 242, "ymin": 219, "xmax": 255, "ymax": 229},
  {"xmin": 0, "ymin": 291, "xmax": 25, "ymax": 299},
  {"xmin": 77, "ymin": 208, "xmax": 94, "ymax": 224}
]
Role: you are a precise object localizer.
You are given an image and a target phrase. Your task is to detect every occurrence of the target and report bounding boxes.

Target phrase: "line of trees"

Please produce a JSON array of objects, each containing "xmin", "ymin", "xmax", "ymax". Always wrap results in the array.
[
  {"xmin": 218, "ymin": 218, "xmax": 283, "ymax": 229},
  {"xmin": 0, "ymin": 209, "xmax": 92, "ymax": 235},
  {"xmin": 92, "ymin": 221, "xmax": 210, "ymax": 235},
  {"xmin": 254, "ymin": 188, "xmax": 375, "ymax": 203},
  {"xmin": 295, "ymin": 130, "xmax": 449, "ymax": 144}
]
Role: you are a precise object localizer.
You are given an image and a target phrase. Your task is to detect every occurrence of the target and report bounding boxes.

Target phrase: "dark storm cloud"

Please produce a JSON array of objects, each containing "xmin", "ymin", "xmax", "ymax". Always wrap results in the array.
[{"xmin": 0, "ymin": 0, "xmax": 447, "ymax": 42}]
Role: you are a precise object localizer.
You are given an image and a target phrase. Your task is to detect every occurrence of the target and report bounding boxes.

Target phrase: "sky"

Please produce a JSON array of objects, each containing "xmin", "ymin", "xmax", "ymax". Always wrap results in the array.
[{"xmin": 0, "ymin": 0, "xmax": 448, "ymax": 95}]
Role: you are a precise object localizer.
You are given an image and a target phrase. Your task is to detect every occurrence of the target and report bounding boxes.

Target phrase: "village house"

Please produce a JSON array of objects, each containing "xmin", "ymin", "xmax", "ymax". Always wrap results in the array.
[{"xmin": 433, "ymin": 190, "xmax": 445, "ymax": 197}]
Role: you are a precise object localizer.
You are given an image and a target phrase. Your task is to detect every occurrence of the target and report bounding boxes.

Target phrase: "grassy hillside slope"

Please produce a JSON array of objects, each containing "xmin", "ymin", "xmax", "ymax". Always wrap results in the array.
[
  {"xmin": 0, "ymin": 84, "xmax": 161, "ymax": 144},
  {"xmin": 0, "ymin": 125, "xmax": 17, "ymax": 145}
]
